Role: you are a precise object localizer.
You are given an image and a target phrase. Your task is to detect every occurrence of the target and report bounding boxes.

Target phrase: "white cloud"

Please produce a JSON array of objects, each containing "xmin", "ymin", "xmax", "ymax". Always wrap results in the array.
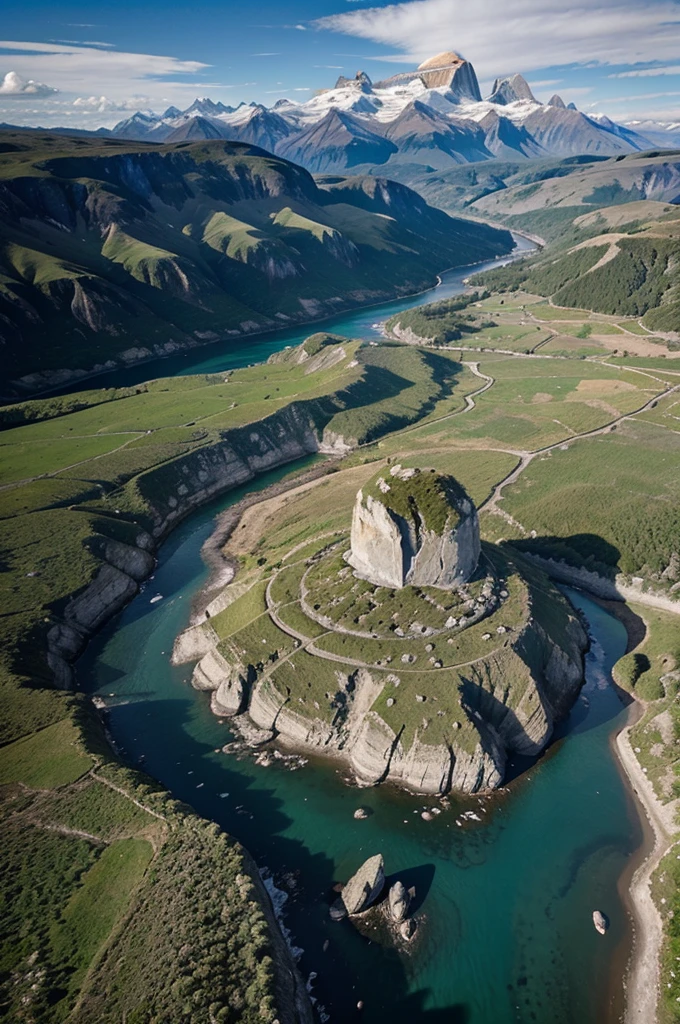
[
  {"xmin": 72, "ymin": 94, "xmax": 154, "ymax": 112},
  {"xmin": 51, "ymin": 40, "xmax": 116, "ymax": 48},
  {"xmin": 596, "ymin": 89, "xmax": 680, "ymax": 103},
  {"xmin": 314, "ymin": 0, "xmax": 680, "ymax": 79},
  {"xmin": 0, "ymin": 40, "xmax": 210, "ymax": 101},
  {"xmin": 0, "ymin": 70, "xmax": 58, "ymax": 97},
  {"xmin": 609, "ymin": 65, "xmax": 680, "ymax": 79},
  {"xmin": 527, "ymin": 79, "xmax": 562, "ymax": 88}
]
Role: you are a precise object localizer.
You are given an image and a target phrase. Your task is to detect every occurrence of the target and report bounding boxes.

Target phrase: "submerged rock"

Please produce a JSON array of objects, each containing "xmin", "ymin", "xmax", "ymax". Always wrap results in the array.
[
  {"xmin": 329, "ymin": 900, "xmax": 348, "ymax": 922},
  {"xmin": 341, "ymin": 854, "xmax": 385, "ymax": 915}
]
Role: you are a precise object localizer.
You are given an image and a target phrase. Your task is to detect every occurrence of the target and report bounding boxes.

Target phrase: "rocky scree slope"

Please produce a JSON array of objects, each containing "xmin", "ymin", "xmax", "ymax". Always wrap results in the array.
[{"xmin": 0, "ymin": 131, "xmax": 511, "ymax": 395}]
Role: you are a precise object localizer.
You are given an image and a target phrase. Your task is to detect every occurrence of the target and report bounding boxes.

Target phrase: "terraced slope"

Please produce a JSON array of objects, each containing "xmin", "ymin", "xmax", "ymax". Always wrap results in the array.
[{"xmin": 179, "ymin": 526, "xmax": 586, "ymax": 796}]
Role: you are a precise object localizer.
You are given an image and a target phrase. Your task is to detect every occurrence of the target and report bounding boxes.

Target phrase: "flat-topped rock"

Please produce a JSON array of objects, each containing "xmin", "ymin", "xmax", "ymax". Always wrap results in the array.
[{"xmin": 347, "ymin": 466, "xmax": 480, "ymax": 590}]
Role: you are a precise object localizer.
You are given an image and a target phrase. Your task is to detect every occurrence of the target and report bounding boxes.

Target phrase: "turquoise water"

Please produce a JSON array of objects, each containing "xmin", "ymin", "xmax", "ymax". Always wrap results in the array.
[
  {"xmin": 78, "ymin": 466, "xmax": 643, "ymax": 1024},
  {"xmin": 58, "ymin": 235, "xmax": 535, "ymax": 395}
]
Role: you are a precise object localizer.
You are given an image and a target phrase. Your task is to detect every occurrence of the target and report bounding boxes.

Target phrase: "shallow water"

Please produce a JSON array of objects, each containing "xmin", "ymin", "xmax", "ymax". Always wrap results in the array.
[
  {"xmin": 78, "ymin": 464, "xmax": 643, "ymax": 1024},
  {"xmin": 58, "ymin": 235, "xmax": 535, "ymax": 395}
]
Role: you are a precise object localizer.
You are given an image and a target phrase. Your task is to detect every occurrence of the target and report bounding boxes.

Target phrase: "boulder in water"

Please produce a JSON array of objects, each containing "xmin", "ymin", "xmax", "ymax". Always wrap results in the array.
[
  {"xmin": 388, "ymin": 881, "xmax": 411, "ymax": 922},
  {"xmin": 341, "ymin": 854, "xmax": 385, "ymax": 915},
  {"xmin": 592, "ymin": 910, "xmax": 608, "ymax": 935},
  {"xmin": 400, "ymin": 917, "xmax": 417, "ymax": 941}
]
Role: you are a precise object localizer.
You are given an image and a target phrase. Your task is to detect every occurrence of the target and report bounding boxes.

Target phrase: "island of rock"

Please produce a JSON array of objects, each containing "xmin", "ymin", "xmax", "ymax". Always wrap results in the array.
[{"xmin": 175, "ymin": 462, "xmax": 588, "ymax": 796}]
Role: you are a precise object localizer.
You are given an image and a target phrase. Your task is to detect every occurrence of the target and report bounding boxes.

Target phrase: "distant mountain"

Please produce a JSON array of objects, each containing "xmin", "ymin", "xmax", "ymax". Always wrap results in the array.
[
  {"xmin": 0, "ymin": 131, "xmax": 512, "ymax": 394},
  {"xmin": 624, "ymin": 119, "xmax": 680, "ymax": 149},
  {"xmin": 479, "ymin": 110, "xmax": 544, "ymax": 159},
  {"xmin": 277, "ymin": 109, "xmax": 396, "ymax": 173},
  {"xmin": 488, "ymin": 74, "xmax": 536, "ymax": 106},
  {"xmin": 383, "ymin": 101, "xmax": 490, "ymax": 167},
  {"xmin": 165, "ymin": 115, "xmax": 229, "ymax": 143},
  {"xmin": 105, "ymin": 52, "xmax": 661, "ymax": 174}
]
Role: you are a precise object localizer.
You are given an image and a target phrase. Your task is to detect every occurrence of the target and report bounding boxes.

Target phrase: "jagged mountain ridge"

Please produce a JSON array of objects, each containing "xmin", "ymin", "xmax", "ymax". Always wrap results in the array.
[
  {"xmin": 0, "ymin": 132, "xmax": 512, "ymax": 394},
  {"xmin": 107, "ymin": 52, "xmax": 660, "ymax": 174}
]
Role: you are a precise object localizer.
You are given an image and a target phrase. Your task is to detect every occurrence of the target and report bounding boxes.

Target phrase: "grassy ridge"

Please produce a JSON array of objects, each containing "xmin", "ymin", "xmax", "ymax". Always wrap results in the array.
[{"xmin": 0, "ymin": 131, "xmax": 511, "ymax": 392}]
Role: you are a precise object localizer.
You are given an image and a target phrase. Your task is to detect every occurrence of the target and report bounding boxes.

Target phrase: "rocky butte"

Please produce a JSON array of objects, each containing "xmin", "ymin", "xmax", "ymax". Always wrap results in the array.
[
  {"xmin": 176, "ymin": 461, "xmax": 588, "ymax": 796},
  {"xmin": 347, "ymin": 465, "xmax": 480, "ymax": 589}
]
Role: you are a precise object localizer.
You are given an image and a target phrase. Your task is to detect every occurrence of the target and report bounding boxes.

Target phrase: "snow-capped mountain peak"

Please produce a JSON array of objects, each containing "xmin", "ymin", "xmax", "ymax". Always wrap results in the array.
[{"xmin": 109, "ymin": 51, "xmax": 669, "ymax": 170}]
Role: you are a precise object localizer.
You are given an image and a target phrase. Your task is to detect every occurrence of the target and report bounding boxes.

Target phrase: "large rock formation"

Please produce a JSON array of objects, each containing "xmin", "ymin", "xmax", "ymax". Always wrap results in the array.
[
  {"xmin": 347, "ymin": 466, "xmax": 480, "ymax": 589},
  {"xmin": 176, "ymin": 463, "xmax": 588, "ymax": 798},
  {"xmin": 340, "ymin": 855, "xmax": 385, "ymax": 915},
  {"xmin": 417, "ymin": 53, "xmax": 482, "ymax": 101}
]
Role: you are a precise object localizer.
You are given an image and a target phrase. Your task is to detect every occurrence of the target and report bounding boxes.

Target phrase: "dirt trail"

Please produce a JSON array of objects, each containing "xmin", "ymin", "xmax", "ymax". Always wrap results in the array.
[{"xmin": 480, "ymin": 381, "xmax": 680, "ymax": 519}]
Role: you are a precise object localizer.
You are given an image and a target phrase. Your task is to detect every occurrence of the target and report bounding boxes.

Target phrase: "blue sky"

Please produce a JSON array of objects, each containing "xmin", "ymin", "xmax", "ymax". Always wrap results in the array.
[{"xmin": 1, "ymin": 0, "xmax": 679, "ymax": 127}]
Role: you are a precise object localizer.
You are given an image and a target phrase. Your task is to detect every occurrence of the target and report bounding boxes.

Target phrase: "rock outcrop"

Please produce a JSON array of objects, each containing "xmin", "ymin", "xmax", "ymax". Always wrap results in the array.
[
  {"xmin": 176, "ymin": 465, "xmax": 588, "ymax": 798},
  {"xmin": 417, "ymin": 53, "xmax": 482, "ymax": 101},
  {"xmin": 347, "ymin": 466, "xmax": 480, "ymax": 589},
  {"xmin": 47, "ymin": 533, "xmax": 155, "ymax": 688},
  {"xmin": 388, "ymin": 881, "xmax": 410, "ymax": 922},
  {"xmin": 340, "ymin": 855, "xmax": 385, "ymax": 915}
]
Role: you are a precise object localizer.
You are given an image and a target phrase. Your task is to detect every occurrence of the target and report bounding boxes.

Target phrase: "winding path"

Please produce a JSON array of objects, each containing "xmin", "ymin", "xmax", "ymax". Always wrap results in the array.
[{"xmin": 479, "ymin": 380, "xmax": 680, "ymax": 522}]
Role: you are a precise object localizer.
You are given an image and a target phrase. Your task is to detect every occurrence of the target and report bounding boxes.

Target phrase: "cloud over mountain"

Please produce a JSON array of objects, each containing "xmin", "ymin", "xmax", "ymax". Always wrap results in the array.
[{"xmin": 314, "ymin": 0, "xmax": 680, "ymax": 79}]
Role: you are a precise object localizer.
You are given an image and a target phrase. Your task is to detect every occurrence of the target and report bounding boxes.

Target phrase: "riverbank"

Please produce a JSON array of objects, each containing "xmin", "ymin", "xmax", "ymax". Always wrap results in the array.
[
  {"xmin": 586, "ymin": 594, "xmax": 680, "ymax": 1024},
  {"xmin": 35, "ymin": 236, "xmax": 534, "ymax": 402},
  {"xmin": 190, "ymin": 456, "xmax": 337, "ymax": 621},
  {"xmin": 616, "ymin": 706, "xmax": 677, "ymax": 1024}
]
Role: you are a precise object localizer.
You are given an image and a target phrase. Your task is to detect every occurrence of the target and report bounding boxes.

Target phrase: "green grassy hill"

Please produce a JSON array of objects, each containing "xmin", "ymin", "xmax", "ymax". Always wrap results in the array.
[
  {"xmin": 468, "ymin": 190, "xmax": 680, "ymax": 334},
  {"xmin": 0, "ymin": 132, "xmax": 512, "ymax": 396}
]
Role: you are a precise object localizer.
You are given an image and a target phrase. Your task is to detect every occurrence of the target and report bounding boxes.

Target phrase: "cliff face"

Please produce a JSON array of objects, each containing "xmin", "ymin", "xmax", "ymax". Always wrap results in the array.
[
  {"xmin": 187, "ymin": 606, "xmax": 587, "ymax": 796},
  {"xmin": 138, "ymin": 402, "xmax": 320, "ymax": 538},
  {"xmin": 347, "ymin": 468, "xmax": 481, "ymax": 589},
  {"xmin": 45, "ymin": 403, "xmax": 322, "ymax": 688}
]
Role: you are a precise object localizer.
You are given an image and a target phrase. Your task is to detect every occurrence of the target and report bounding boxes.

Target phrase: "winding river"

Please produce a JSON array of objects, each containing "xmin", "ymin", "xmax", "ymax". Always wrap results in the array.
[
  {"xmin": 78, "ymin": 470, "xmax": 642, "ymax": 1024},
  {"xmin": 75, "ymin": 241, "xmax": 644, "ymax": 1022},
  {"xmin": 59, "ymin": 235, "xmax": 535, "ymax": 394}
]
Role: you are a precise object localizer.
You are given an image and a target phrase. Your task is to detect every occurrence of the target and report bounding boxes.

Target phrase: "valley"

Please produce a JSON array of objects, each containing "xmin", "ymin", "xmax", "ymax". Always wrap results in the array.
[{"xmin": 1, "ymin": 65, "xmax": 680, "ymax": 1024}]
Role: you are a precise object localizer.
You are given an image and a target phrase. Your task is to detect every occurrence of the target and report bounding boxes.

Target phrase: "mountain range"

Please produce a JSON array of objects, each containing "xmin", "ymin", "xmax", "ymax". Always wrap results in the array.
[{"xmin": 105, "ymin": 52, "xmax": 680, "ymax": 175}]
